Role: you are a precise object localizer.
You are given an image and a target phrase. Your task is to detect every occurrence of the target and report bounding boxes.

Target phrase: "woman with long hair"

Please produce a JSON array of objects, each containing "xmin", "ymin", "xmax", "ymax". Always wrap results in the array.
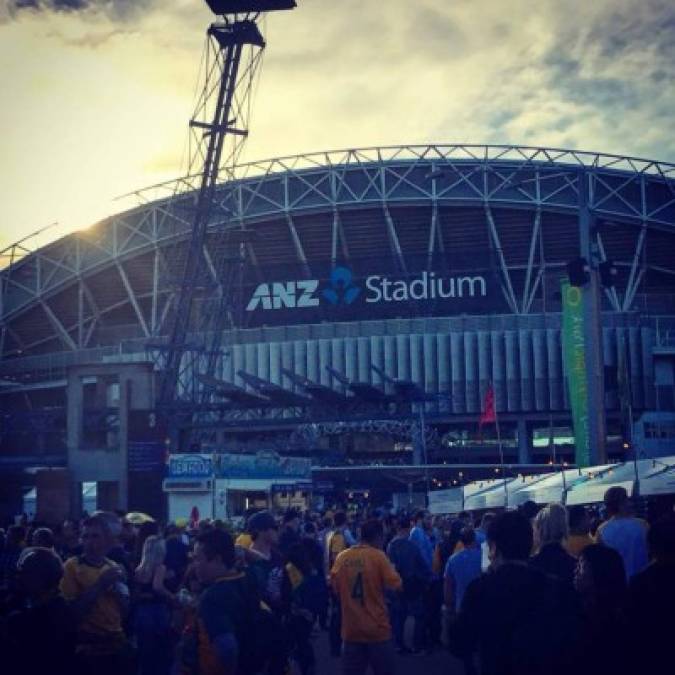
[
  {"xmin": 133, "ymin": 535, "xmax": 174, "ymax": 675},
  {"xmin": 530, "ymin": 503, "xmax": 577, "ymax": 586}
]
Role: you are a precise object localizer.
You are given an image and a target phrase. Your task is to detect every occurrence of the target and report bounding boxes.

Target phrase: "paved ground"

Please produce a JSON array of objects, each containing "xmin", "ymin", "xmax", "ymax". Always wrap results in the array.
[{"xmin": 310, "ymin": 628, "xmax": 466, "ymax": 675}]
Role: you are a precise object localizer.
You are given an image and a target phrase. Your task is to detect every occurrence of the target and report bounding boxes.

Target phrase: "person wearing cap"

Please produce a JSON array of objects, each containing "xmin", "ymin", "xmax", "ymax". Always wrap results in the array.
[
  {"xmin": 247, "ymin": 511, "xmax": 283, "ymax": 607},
  {"xmin": 5, "ymin": 547, "xmax": 78, "ymax": 675},
  {"xmin": 595, "ymin": 486, "xmax": 648, "ymax": 579},
  {"xmin": 278, "ymin": 510, "xmax": 302, "ymax": 559}
]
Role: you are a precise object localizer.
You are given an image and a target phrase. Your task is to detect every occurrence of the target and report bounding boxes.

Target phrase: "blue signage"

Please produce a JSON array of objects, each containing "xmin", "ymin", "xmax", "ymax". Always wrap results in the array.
[
  {"xmin": 215, "ymin": 452, "xmax": 311, "ymax": 479},
  {"xmin": 168, "ymin": 454, "xmax": 213, "ymax": 477},
  {"xmin": 166, "ymin": 452, "xmax": 311, "ymax": 480},
  {"xmin": 128, "ymin": 442, "xmax": 165, "ymax": 473},
  {"xmin": 238, "ymin": 257, "xmax": 506, "ymax": 328}
]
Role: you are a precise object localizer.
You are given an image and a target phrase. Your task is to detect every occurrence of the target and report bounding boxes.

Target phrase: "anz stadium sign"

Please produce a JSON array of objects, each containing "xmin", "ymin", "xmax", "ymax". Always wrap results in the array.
[{"xmin": 246, "ymin": 266, "xmax": 488, "ymax": 312}]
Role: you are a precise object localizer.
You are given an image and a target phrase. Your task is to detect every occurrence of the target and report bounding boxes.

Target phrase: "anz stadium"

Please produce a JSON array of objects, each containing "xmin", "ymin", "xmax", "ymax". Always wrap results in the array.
[{"xmin": 2, "ymin": 144, "xmax": 675, "ymax": 519}]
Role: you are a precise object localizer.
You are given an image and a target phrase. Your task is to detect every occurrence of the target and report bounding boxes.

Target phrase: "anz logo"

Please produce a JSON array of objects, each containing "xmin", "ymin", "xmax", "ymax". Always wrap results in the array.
[
  {"xmin": 246, "ymin": 267, "xmax": 360, "ymax": 312},
  {"xmin": 322, "ymin": 267, "xmax": 361, "ymax": 306},
  {"xmin": 246, "ymin": 280, "xmax": 320, "ymax": 311}
]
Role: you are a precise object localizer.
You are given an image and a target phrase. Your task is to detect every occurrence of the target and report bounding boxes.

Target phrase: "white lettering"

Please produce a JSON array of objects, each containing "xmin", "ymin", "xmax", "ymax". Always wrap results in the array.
[
  {"xmin": 392, "ymin": 280, "xmax": 408, "ymax": 301},
  {"xmin": 248, "ymin": 271, "xmax": 488, "ymax": 310},
  {"xmin": 246, "ymin": 283, "xmax": 272, "ymax": 311},
  {"xmin": 437, "ymin": 277, "xmax": 455, "ymax": 298},
  {"xmin": 272, "ymin": 281, "xmax": 296, "ymax": 309},
  {"xmin": 296, "ymin": 280, "xmax": 320, "ymax": 307},
  {"xmin": 457, "ymin": 276, "xmax": 487, "ymax": 297},
  {"xmin": 409, "ymin": 272, "xmax": 428, "ymax": 300},
  {"xmin": 382, "ymin": 278, "xmax": 393, "ymax": 301},
  {"xmin": 365, "ymin": 276, "xmax": 382, "ymax": 303}
]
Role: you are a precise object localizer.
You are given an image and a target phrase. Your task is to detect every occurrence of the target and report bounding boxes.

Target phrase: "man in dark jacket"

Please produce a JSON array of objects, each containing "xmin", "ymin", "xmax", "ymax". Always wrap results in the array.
[
  {"xmin": 386, "ymin": 515, "xmax": 430, "ymax": 653},
  {"xmin": 628, "ymin": 513, "xmax": 675, "ymax": 674},
  {"xmin": 4, "ymin": 547, "xmax": 78, "ymax": 675},
  {"xmin": 448, "ymin": 511, "xmax": 582, "ymax": 675}
]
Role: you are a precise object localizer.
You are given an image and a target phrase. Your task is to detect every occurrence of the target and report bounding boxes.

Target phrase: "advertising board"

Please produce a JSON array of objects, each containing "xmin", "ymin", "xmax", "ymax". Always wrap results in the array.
[{"xmin": 236, "ymin": 258, "xmax": 508, "ymax": 328}]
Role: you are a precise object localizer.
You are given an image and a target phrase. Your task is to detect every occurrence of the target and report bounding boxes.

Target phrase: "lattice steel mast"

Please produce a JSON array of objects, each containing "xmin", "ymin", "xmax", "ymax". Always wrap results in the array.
[{"xmin": 158, "ymin": 2, "xmax": 296, "ymax": 424}]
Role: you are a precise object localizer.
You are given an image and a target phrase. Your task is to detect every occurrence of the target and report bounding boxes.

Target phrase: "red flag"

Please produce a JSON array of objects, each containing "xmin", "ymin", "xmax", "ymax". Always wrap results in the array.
[{"xmin": 479, "ymin": 386, "xmax": 496, "ymax": 428}]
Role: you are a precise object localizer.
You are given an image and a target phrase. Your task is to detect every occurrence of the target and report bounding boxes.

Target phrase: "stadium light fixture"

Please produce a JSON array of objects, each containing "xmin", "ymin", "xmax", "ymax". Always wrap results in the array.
[
  {"xmin": 598, "ymin": 259, "xmax": 618, "ymax": 288},
  {"xmin": 205, "ymin": 0, "xmax": 296, "ymax": 14},
  {"xmin": 566, "ymin": 257, "xmax": 590, "ymax": 287}
]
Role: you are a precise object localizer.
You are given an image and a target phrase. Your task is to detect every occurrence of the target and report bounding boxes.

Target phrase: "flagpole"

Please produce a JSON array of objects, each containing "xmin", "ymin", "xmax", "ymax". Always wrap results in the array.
[
  {"xmin": 492, "ymin": 384, "xmax": 508, "ymax": 507},
  {"xmin": 620, "ymin": 332, "xmax": 639, "ymax": 492}
]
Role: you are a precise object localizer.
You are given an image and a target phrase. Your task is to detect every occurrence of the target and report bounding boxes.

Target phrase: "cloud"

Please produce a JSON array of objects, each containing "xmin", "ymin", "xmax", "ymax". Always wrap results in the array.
[
  {"xmin": 46, "ymin": 25, "xmax": 131, "ymax": 47},
  {"xmin": 2, "ymin": 0, "xmax": 155, "ymax": 22},
  {"xmin": 1, "ymin": 0, "xmax": 674, "ymax": 247}
]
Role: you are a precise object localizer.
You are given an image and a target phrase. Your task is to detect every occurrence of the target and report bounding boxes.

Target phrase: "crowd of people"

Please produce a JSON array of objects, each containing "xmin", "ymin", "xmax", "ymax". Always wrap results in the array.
[{"xmin": 0, "ymin": 484, "xmax": 673, "ymax": 675}]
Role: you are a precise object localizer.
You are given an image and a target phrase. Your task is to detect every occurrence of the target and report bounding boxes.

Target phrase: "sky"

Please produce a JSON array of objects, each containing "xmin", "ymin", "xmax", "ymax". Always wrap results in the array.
[{"xmin": 1, "ymin": 0, "xmax": 674, "ymax": 253}]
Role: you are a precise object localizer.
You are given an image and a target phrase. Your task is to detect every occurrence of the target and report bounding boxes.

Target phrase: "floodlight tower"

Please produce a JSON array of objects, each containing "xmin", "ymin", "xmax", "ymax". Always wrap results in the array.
[{"xmin": 158, "ymin": 1, "xmax": 296, "ymax": 427}]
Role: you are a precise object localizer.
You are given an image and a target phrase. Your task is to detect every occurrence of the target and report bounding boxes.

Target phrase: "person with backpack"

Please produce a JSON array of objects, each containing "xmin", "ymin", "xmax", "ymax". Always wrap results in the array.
[
  {"xmin": 245, "ymin": 511, "xmax": 289, "ymax": 675},
  {"xmin": 177, "ymin": 528, "xmax": 268, "ymax": 675},
  {"xmin": 246, "ymin": 511, "xmax": 284, "ymax": 611},
  {"xmin": 283, "ymin": 541, "xmax": 328, "ymax": 675},
  {"xmin": 300, "ymin": 523, "xmax": 329, "ymax": 629}
]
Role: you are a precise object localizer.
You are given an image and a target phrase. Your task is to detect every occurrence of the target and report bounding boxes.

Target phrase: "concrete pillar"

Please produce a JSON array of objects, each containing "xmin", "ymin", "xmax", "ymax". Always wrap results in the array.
[
  {"xmin": 532, "ymin": 330, "xmax": 548, "ymax": 411},
  {"xmin": 505, "ymin": 331, "xmax": 520, "ymax": 412},
  {"xmin": 451, "ymin": 332, "xmax": 465, "ymax": 413},
  {"xmin": 67, "ymin": 372, "xmax": 84, "ymax": 518},
  {"xmin": 464, "ymin": 332, "xmax": 478, "ymax": 413},
  {"xmin": 397, "ymin": 334, "xmax": 410, "ymax": 381},
  {"xmin": 117, "ymin": 374, "xmax": 130, "ymax": 511},
  {"xmin": 437, "ymin": 334, "xmax": 451, "ymax": 413},
  {"xmin": 69, "ymin": 480, "xmax": 83, "ymax": 519},
  {"xmin": 97, "ymin": 481, "xmax": 119, "ymax": 511},
  {"xmin": 66, "ymin": 363, "xmax": 156, "ymax": 516},
  {"xmin": 517, "ymin": 418, "xmax": 531, "ymax": 464}
]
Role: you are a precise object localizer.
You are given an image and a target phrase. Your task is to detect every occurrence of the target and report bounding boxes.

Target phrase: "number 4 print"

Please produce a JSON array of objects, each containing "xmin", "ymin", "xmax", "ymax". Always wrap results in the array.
[{"xmin": 351, "ymin": 572, "xmax": 364, "ymax": 605}]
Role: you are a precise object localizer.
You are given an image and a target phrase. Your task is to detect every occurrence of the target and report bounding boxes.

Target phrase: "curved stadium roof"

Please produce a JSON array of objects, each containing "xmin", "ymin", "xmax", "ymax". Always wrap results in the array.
[{"xmin": 1, "ymin": 144, "xmax": 675, "ymax": 361}]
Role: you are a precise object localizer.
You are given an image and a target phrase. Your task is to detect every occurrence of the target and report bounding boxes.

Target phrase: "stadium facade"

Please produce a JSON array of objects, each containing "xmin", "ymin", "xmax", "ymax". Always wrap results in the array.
[{"xmin": 2, "ymin": 144, "xmax": 675, "ymax": 519}]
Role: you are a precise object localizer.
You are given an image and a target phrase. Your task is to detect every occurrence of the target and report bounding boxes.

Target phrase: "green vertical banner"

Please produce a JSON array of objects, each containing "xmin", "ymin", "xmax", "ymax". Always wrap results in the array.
[{"xmin": 561, "ymin": 280, "xmax": 591, "ymax": 467}]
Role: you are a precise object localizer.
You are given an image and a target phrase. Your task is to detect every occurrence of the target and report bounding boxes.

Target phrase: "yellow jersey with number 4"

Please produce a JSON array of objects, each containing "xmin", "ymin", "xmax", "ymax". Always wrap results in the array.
[{"xmin": 330, "ymin": 544, "xmax": 401, "ymax": 642}]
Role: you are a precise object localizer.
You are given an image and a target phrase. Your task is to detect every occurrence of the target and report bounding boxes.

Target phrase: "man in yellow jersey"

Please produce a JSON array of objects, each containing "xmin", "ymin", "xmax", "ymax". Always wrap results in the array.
[
  {"xmin": 60, "ymin": 514, "xmax": 131, "ymax": 675},
  {"xmin": 331, "ymin": 519, "xmax": 402, "ymax": 675}
]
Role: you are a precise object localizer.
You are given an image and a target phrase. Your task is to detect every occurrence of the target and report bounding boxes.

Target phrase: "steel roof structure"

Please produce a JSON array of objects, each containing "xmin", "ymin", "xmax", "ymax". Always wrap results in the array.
[{"xmin": 2, "ymin": 143, "xmax": 675, "ymax": 362}]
